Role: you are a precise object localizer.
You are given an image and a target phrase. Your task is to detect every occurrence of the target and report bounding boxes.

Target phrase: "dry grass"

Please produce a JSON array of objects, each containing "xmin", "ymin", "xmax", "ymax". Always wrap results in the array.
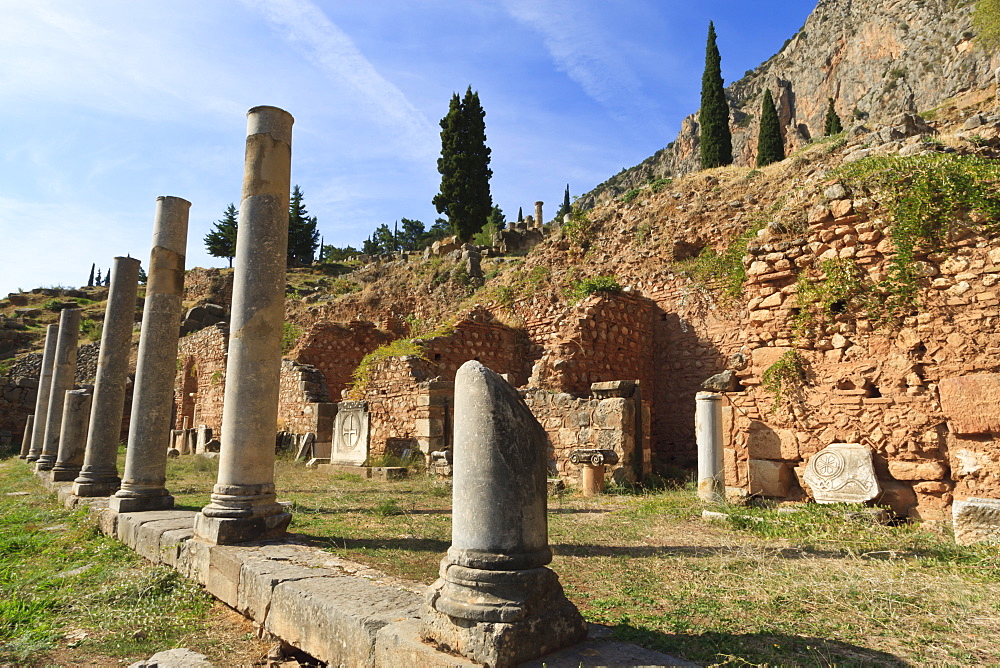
[{"xmin": 163, "ymin": 455, "xmax": 1000, "ymax": 666}]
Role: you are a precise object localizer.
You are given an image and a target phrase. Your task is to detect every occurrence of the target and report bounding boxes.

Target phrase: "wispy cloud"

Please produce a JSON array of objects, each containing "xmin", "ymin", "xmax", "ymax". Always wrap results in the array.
[
  {"xmin": 240, "ymin": 0, "xmax": 438, "ymax": 161},
  {"xmin": 500, "ymin": 0, "xmax": 653, "ymax": 120}
]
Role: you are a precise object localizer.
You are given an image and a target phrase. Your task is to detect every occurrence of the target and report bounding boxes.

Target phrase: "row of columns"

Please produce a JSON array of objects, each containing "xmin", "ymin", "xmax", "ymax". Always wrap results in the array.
[
  {"xmin": 19, "ymin": 105, "xmax": 294, "ymax": 546},
  {"xmin": 16, "ymin": 104, "xmax": 593, "ymax": 665}
]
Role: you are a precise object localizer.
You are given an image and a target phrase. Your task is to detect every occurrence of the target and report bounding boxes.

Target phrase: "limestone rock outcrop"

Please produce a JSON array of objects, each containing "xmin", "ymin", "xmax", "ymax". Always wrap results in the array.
[{"xmin": 581, "ymin": 0, "xmax": 998, "ymax": 206}]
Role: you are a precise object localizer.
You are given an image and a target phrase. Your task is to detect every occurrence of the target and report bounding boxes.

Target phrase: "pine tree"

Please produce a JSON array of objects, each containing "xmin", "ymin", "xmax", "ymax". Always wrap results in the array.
[
  {"xmin": 824, "ymin": 97, "xmax": 843, "ymax": 135},
  {"xmin": 95, "ymin": 268, "xmax": 102, "ymax": 285},
  {"xmin": 87, "ymin": 263, "xmax": 95, "ymax": 287},
  {"xmin": 287, "ymin": 185, "xmax": 320, "ymax": 266},
  {"xmin": 204, "ymin": 203, "xmax": 239, "ymax": 268},
  {"xmin": 398, "ymin": 218, "xmax": 426, "ymax": 251},
  {"xmin": 433, "ymin": 87, "xmax": 493, "ymax": 242},
  {"xmin": 555, "ymin": 184, "xmax": 572, "ymax": 221},
  {"xmin": 699, "ymin": 22, "xmax": 733, "ymax": 169},
  {"xmin": 138, "ymin": 266, "xmax": 147, "ymax": 286},
  {"xmin": 756, "ymin": 89, "xmax": 785, "ymax": 167}
]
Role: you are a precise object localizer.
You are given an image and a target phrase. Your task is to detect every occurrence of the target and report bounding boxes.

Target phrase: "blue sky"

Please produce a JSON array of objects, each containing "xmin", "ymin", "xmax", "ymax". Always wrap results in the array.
[{"xmin": 0, "ymin": 0, "xmax": 816, "ymax": 296}]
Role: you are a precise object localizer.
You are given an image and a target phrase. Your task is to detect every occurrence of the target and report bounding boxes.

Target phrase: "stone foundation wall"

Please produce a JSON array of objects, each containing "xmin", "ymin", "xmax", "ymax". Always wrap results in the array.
[
  {"xmin": 713, "ymin": 196, "xmax": 1000, "ymax": 519},
  {"xmin": 522, "ymin": 381, "xmax": 650, "ymax": 485},
  {"xmin": 277, "ymin": 359, "xmax": 335, "ymax": 448},
  {"xmin": 173, "ymin": 325, "xmax": 228, "ymax": 433},
  {"xmin": 290, "ymin": 321, "xmax": 394, "ymax": 400}
]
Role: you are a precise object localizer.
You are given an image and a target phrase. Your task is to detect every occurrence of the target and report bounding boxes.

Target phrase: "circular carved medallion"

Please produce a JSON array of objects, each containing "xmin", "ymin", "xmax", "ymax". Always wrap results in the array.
[
  {"xmin": 812, "ymin": 451, "xmax": 845, "ymax": 479},
  {"xmin": 341, "ymin": 412, "xmax": 361, "ymax": 451}
]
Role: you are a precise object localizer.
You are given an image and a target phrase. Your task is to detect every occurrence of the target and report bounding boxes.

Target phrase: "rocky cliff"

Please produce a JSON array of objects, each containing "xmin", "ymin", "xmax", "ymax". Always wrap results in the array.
[{"xmin": 580, "ymin": 0, "xmax": 998, "ymax": 207}]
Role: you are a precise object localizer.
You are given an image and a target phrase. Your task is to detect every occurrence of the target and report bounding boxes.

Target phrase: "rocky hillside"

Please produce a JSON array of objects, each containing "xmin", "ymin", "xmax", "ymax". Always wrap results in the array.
[{"xmin": 580, "ymin": 0, "xmax": 998, "ymax": 207}]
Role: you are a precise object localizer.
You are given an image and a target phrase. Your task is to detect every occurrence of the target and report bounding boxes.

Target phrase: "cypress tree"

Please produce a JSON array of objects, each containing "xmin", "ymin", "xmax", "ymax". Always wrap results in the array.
[
  {"xmin": 517, "ymin": 207, "xmax": 523, "ymax": 222},
  {"xmin": 824, "ymin": 97, "xmax": 843, "ymax": 135},
  {"xmin": 104, "ymin": 270, "xmax": 110, "ymax": 287},
  {"xmin": 87, "ymin": 263, "xmax": 95, "ymax": 287},
  {"xmin": 555, "ymin": 184, "xmax": 571, "ymax": 221},
  {"xmin": 204, "ymin": 203, "xmax": 239, "ymax": 268},
  {"xmin": 433, "ymin": 87, "xmax": 493, "ymax": 242},
  {"xmin": 699, "ymin": 22, "xmax": 733, "ymax": 169},
  {"xmin": 756, "ymin": 89, "xmax": 785, "ymax": 167},
  {"xmin": 288, "ymin": 185, "xmax": 320, "ymax": 266}
]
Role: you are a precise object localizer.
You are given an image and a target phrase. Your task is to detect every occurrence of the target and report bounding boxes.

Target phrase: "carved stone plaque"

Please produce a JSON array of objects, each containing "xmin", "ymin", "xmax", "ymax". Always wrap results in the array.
[
  {"xmin": 332, "ymin": 400, "xmax": 369, "ymax": 465},
  {"xmin": 803, "ymin": 443, "xmax": 880, "ymax": 504}
]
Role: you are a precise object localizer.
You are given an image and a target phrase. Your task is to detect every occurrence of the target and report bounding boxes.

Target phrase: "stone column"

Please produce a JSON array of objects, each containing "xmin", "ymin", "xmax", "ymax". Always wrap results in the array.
[
  {"xmin": 51, "ymin": 388, "xmax": 93, "ymax": 481},
  {"xmin": 36, "ymin": 308, "xmax": 81, "ymax": 471},
  {"xmin": 26, "ymin": 325, "xmax": 58, "ymax": 462},
  {"xmin": 109, "ymin": 197, "xmax": 190, "ymax": 513},
  {"xmin": 422, "ymin": 361, "xmax": 587, "ymax": 666},
  {"xmin": 534, "ymin": 201, "xmax": 544, "ymax": 228},
  {"xmin": 194, "ymin": 106, "xmax": 293, "ymax": 545},
  {"xmin": 18, "ymin": 415, "xmax": 34, "ymax": 459},
  {"xmin": 73, "ymin": 256, "xmax": 141, "ymax": 497},
  {"xmin": 696, "ymin": 391, "xmax": 724, "ymax": 502}
]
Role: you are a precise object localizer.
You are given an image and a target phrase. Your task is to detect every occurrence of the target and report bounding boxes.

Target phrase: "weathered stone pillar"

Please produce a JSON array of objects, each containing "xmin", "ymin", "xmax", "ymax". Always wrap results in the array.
[
  {"xmin": 26, "ymin": 325, "xmax": 58, "ymax": 462},
  {"xmin": 422, "ymin": 361, "xmax": 587, "ymax": 666},
  {"xmin": 18, "ymin": 415, "xmax": 34, "ymax": 459},
  {"xmin": 534, "ymin": 201, "xmax": 543, "ymax": 228},
  {"xmin": 109, "ymin": 197, "xmax": 190, "ymax": 512},
  {"xmin": 36, "ymin": 308, "xmax": 81, "ymax": 471},
  {"xmin": 696, "ymin": 391, "xmax": 724, "ymax": 502},
  {"xmin": 194, "ymin": 106, "xmax": 293, "ymax": 545},
  {"xmin": 51, "ymin": 389, "xmax": 93, "ymax": 481},
  {"xmin": 73, "ymin": 256, "xmax": 141, "ymax": 497}
]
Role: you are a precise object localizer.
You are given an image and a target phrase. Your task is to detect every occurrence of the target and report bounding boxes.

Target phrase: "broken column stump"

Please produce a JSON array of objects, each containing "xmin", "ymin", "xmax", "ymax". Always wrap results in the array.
[
  {"xmin": 110, "ymin": 196, "xmax": 190, "ymax": 512},
  {"xmin": 421, "ymin": 360, "xmax": 587, "ymax": 667}
]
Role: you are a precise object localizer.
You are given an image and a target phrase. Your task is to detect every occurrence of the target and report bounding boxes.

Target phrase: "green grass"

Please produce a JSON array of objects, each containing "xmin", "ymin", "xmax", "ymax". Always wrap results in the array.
[
  {"xmin": 0, "ymin": 457, "xmax": 261, "ymax": 666},
  {"xmin": 10, "ymin": 453, "xmax": 1000, "ymax": 666}
]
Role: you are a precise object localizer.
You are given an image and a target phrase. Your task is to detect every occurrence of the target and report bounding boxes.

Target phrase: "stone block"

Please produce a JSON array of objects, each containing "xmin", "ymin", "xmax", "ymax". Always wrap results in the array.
[
  {"xmin": 802, "ymin": 443, "xmax": 880, "ymax": 503},
  {"xmin": 939, "ymin": 374, "xmax": 1000, "ymax": 434},
  {"xmin": 205, "ymin": 545, "xmax": 255, "ymax": 607},
  {"xmin": 117, "ymin": 510, "xmax": 196, "ymax": 549},
  {"xmin": 593, "ymin": 398, "xmax": 634, "ymax": 430},
  {"xmin": 589, "ymin": 380, "xmax": 635, "ymax": 398},
  {"xmin": 159, "ymin": 528, "xmax": 194, "ymax": 567},
  {"xmin": 374, "ymin": 619, "xmax": 480, "ymax": 667},
  {"xmin": 414, "ymin": 417, "xmax": 444, "ymax": 438},
  {"xmin": 888, "ymin": 460, "xmax": 948, "ymax": 481},
  {"xmin": 953, "ymin": 497, "xmax": 1000, "ymax": 545},
  {"xmin": 135, "ymin": 517, "xmax": 197, "ymax": 564},
  {"xmin": 746, "ymin": 422, "xmax": 799, "ymax": 460},
  {"xmin": 750, "ymin": 346, "xmax": 792, "ymax": 373},
  {"xmin": 874, "ymin": 480, "xmax": 918, "ymax": 517},
  {"xmin": 265, "ymin": 575, "xmax": 422, "ymax": 668},
  {"xmin": 748, "ymin": 459, "xmax": 793, "ymax": 497},
  {"xmin": 237, "ymin": 559, "xmax": 335, "ymax": 622}
]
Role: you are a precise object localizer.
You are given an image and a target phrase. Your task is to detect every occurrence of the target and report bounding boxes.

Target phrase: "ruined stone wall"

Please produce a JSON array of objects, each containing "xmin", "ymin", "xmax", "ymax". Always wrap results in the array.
[
  {"xmin": 361, "ymin": 355, "xmax": 434, "ymax": 457},
  {"xmin": 710, "ymin": 193, "xmax": 1000, "ymax": 520},
  {"xmin": 522, "ymin": 383, "xmax": 649, "ymax": 485},
  {"xmin": 173, "ymin": 325, "xmax": 228, "ymax": 433},
  {"xmin": 277, "ymin": 359, "xmax": 334, "ymax": 443},
  {"xmin": 290, "ymin": 321, "xmax": 394, "ymax": 400},
  {"xmin": 421, "ymin": 312, "xmax": 528, "ymax": 386}
]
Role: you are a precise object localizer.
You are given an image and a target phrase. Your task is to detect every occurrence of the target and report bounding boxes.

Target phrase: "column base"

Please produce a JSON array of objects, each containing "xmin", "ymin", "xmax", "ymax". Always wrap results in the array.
[
  {"xmin": 72, "ymin": 478, "xmax": 122, "ymax": 497},
  {"xmin": 421, "ymin": 561, "xmax": 587, "ymax": 666},
  {"xmin": 108, "ymin": 493, "xmax": 174, "ymax": 513},
  {"xmin": 34, "ymin": 458, "xmax": 56, "ymax": 472},
  {"xmin": 193, "ymin": 510, "xmax": 291, "ymax": 545},
  {"xmin": 50, "ymin": 468, "xmax": 82, "ymax": 482},
  {"xmin": 24, "ymin": 454, "xmax": 39, "ymax": 463}
]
